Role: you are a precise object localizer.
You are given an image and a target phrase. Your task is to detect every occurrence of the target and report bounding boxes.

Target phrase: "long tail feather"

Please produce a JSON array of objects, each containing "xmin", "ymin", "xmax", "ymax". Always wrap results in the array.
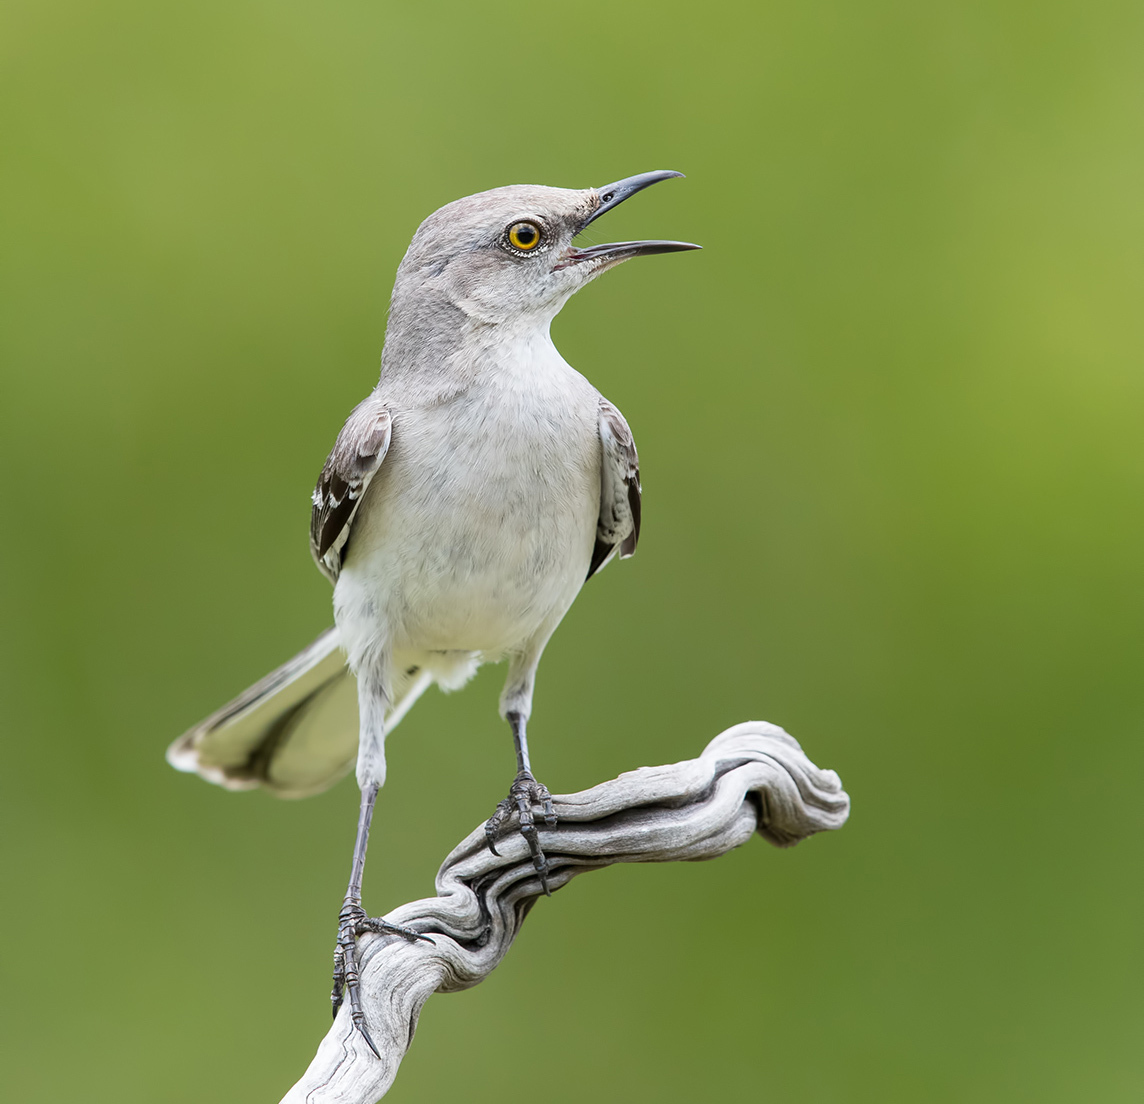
[{"xmin": 166, "ymin": 628, "xmax": 431, "ymax": 799}]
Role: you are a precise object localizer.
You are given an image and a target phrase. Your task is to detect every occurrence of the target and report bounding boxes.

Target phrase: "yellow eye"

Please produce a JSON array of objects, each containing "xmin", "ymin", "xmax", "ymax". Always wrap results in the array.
[{"xmin": 507, "ymin": 220, "xmax": 543, "ymax": 251}]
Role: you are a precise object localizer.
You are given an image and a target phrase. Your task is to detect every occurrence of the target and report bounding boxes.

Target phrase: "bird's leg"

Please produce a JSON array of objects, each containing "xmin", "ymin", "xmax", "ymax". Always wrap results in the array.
[
  {"xmin": 331, "ymin": 781, "xmax": 431, "ymax": 1058},
  {"xmin": 484, "ymin": 711, "xmax": 558, "ymax": 893}
]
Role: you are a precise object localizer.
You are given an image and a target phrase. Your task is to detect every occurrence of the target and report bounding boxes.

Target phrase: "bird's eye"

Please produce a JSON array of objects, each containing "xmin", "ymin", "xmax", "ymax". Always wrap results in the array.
[{"xmin": 507, "ymin": 221, "xmax": 543, "ymax": 251}]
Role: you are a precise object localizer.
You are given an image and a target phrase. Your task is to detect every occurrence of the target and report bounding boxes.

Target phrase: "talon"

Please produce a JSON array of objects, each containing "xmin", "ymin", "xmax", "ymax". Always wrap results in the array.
[
  {"xmin": 356, "ymin": 917, "xmax": 435, "ymax": 945},
  {"xmin": 531, "ymin": 848, "xmax": 552, "ymax": 896},
  {"xmin": 357, "ymin": 1020, "xmax": 382, "ymax": 1059},
  {"xmin": 484, "ymin": 797, "xmax": 514, "ymax": 854},
  {"xmin": 332, "ymin": 901, "xmax": 434, "ymax": 1058},
  {"xmin": 485, "ymin": 770, "xmax": 559, "ymax": 892},
  {"xmin": 539, "ymin": 786, "xmax": 556, "ymax": 827},
  {"xmin": 331, "ymin": 945, "xmax": 346, "ymax": 1018}
]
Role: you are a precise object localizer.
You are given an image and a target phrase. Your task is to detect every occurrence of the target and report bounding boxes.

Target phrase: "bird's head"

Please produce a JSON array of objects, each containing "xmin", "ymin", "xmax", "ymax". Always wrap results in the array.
[{"xmin": 392, "ymin": 171, "xmax": 699, "ymax": 326}]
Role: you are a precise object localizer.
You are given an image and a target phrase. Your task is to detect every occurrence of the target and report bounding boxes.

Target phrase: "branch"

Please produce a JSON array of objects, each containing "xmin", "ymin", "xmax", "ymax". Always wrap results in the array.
[{"xmin": 279, "ymin": 721, "xmax": 850, "ymax": 1104}]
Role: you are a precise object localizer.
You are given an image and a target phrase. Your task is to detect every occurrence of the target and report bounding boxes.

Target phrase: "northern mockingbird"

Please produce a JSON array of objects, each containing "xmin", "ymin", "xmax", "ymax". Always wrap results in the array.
[{"xmin": 167, "ymin": 170, "xmax": 698, "ymax": 1054}]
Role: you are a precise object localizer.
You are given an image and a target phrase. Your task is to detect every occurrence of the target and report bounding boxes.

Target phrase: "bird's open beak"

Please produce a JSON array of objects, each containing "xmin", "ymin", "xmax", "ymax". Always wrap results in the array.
[{"xmin": 559, "ymin": 170, "xmax": 700, "ymax": 267}]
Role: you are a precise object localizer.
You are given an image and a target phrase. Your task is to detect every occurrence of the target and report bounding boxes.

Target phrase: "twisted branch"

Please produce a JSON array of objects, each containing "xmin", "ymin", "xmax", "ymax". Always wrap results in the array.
[{"xmin": 280, "ymin": 721, "xmax": 850, "ymax": 1104}]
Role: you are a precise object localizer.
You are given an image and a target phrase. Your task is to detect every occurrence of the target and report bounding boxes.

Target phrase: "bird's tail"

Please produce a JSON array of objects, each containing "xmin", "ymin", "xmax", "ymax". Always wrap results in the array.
[{"xmin": 165, "ymin": 627, "xmax": 431, "ymax": 799}]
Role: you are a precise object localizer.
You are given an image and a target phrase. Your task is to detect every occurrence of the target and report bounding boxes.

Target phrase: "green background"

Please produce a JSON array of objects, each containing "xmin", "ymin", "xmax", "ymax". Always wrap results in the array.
[{"xmin": 3, "ymin": 0, "xmax": 1142, "ymax": 1100}]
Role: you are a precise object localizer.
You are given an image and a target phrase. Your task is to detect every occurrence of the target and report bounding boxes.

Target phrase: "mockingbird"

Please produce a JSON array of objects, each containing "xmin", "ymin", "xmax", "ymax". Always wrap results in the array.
[{"xmin": 167, "ymin": 170, "xmax": 698, "ymax": 1054}]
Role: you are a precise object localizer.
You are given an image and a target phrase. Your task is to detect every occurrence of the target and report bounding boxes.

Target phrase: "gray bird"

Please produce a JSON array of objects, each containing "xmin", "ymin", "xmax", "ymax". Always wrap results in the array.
[{"xmin": 167, "ymin": 170, "xmax": 698, "ymax": 1053}]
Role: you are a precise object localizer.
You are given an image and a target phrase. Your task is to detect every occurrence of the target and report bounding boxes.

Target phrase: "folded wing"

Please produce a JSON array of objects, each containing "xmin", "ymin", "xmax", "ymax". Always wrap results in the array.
[
  {"xmin": 588, "ymin": 397, "xmax": 642, "ymax": 579},
  {"xmin": 311, "ymin": 394, "xmax": 392, "ymax": 583}
]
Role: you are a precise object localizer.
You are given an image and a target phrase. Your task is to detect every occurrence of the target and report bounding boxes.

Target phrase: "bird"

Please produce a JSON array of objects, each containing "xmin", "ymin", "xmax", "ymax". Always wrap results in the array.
[{"xmin": 167, "ymin": 170, "xmax": 699, "ymax": 1055}]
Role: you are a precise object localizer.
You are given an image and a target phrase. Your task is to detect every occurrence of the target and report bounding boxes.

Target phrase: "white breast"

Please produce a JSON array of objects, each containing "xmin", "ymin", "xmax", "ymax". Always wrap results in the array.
[{"xmin": 335, "ymin": 330, "xmax": 601, "ymax": 660}]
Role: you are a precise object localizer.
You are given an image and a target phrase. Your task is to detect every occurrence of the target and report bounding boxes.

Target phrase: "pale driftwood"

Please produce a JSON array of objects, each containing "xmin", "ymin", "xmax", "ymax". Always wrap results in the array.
[{"xmin": 280, "ymin": 721, "xmax": 850, "ymax": 1104}]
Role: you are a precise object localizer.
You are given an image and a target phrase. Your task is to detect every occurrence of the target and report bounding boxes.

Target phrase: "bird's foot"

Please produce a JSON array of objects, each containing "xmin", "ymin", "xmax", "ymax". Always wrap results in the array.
[
  {"xmin": 484, "ymin": 770, "xmax": 558, "ymax": 893},
  {"xmin": 331, "ymin": 899, "xmax": 433, "ymax": 1057}
]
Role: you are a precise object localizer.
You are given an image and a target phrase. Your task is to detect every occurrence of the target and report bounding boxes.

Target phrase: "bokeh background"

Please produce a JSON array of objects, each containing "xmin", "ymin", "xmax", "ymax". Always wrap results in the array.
[{"xmin": 3, "ymin": 0, "xmax": 1143, "ymax": 1099}]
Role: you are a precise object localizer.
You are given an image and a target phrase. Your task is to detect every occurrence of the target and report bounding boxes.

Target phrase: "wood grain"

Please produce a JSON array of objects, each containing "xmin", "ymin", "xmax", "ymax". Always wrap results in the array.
[{"xmin": 280, "ymin": 721, "xmax": 850, "ymax": 1103}]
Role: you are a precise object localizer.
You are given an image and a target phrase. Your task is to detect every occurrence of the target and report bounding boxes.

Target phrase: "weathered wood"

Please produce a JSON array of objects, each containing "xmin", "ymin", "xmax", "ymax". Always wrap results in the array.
[{"xmin": 280, "ymin": 721, "xmax": 850, "ymax": 1104}]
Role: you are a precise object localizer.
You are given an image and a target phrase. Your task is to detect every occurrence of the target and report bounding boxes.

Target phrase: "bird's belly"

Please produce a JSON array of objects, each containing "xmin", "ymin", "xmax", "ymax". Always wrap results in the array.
[
  {"xmin": 337, "ymin": 414, "xmax": 599, "ymax": 656},
  {"xmin": 392, "ymin": 520, "xmax": 590, "ymax": 652}
]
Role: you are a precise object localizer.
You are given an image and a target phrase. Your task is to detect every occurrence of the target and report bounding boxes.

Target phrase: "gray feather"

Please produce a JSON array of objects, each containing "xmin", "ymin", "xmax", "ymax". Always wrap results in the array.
[
  {"xmin": 589, "ymin": 397, "xmax": 641, "ymax": 579},
  {"xmin": 310, "ymin": 396, "xmax": 392, "ymax": 583}
]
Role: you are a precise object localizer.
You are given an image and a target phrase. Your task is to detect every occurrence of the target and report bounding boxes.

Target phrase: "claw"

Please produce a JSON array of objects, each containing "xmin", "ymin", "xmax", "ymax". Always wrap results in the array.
[
  {"xmin": 485, "ymin": 796, "xmax": 514, "ymax": 856},
  {"xmin": 356, "ymin": 916, "xmax": 435, "ymax": 945},
  {"xmin": 536, "ymin": 859, "xmax": 551, "ymax": 897},
  {"xmin": 484, "ymin": 771, "xmax": 558, "ymax": 893},
  {"xmin": 358, "ymin": 1022, "xmax": 382, "ymax": 1060},
  {"xmin": 332, "ymin": 901, "xmax": 434, "ymax": 1057},
  {"xmin": 332, "ymin": 944, "xmax": 347, "ymax": 1018}
]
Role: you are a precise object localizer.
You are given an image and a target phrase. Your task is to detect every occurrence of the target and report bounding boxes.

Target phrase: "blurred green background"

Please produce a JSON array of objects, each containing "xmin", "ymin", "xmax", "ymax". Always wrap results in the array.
[{"xmin": 3, "ymin": 0, "xmax": 1142, "ymax": 1099}]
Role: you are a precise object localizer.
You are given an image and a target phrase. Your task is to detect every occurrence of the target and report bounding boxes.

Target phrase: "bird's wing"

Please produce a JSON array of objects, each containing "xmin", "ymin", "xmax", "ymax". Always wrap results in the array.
[
  {"xmin": 310, "ymin": 393, "xmax": 392, "ymax": 583},
  {"xmin": 588, "ymin": 397, "xmax": 642, "ymax": 579}
]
